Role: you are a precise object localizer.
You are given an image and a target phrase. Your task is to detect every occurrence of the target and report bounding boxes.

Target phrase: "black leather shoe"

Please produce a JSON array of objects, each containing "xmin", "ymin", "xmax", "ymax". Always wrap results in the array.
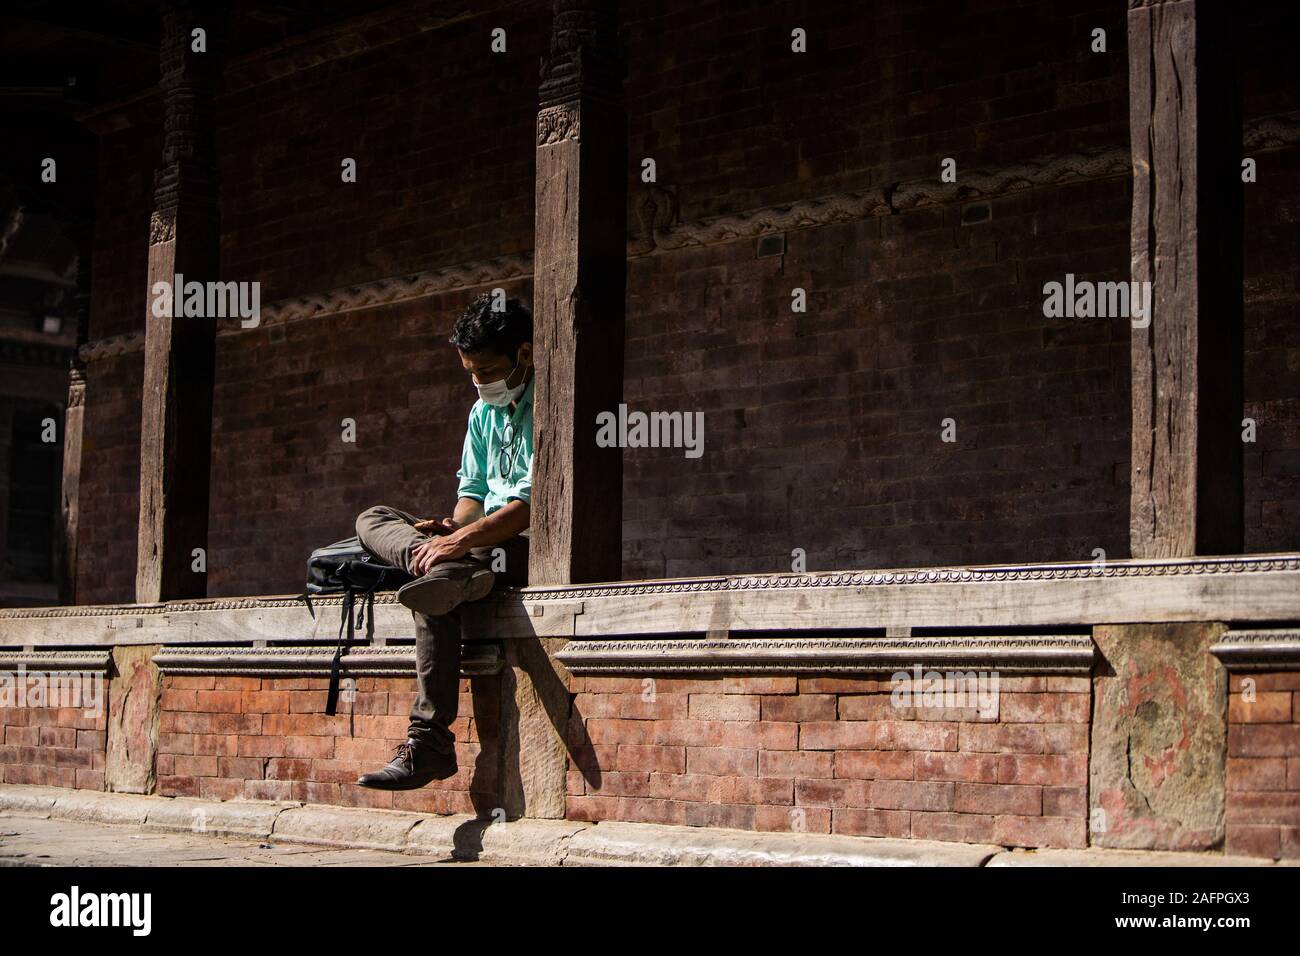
[
  {"xmin": 397, "ymin": 568, "xmax": 494, "ymax": 617},
  {"xmin": 356, "ymin": 739, "xmax": 457, "ymax": 790}
]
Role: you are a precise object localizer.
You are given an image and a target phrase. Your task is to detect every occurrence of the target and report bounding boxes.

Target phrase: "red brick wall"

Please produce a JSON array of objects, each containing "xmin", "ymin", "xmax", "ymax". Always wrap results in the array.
[
  {"xmin": 77, "ymin": 119, "xmax": 156, "ymax": 604},
  {"xmin": 149, "ymin": 667, "xmax": 1094, "ymax": 851},
  {"xmin": 88, "ymin": 122, "xmax": 158, "ymax": 342},
  {"xmin": 73, "ymin": 0, "xmax": 1300, "ymax": 602},
  {"xmin": 0, "ymin": 699, "xmax": 106, "ymax": 790},
  {"xmin": 1226, "ymin": 672, "xmax": 1300, "ymax": 859},
  {"xmin": 623, "ymin": 178, "xmax": 1133, "ymax": 577},
  {"xmin": 76, "ymin": 354, "xmax": 143, "ymax": 604},
  {"xmin": 1243, "ymin": 145, "xmax": 1300, "ymax": 553},
  {"xmin": 1240, "ymin": 0, "xmax": 1300, "ymax": 556},
  {"xmin": 156, "ymin": 674, "xmax": 500, "ymax": 814},
  {"xmin": 566, "ymin": 674, "xmax": 1090, "ymax": 848},
  {"xmin": 216, "ymin": 6, "xmax": 547, "ymax": 303}
]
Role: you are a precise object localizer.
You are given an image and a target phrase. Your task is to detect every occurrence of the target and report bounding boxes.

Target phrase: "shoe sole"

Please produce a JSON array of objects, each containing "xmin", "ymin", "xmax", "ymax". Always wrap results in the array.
[
  {"xmin": 397, "ymin": 569, "xmax": 494, "ymax": 616},
  {"xmin": 356, "ymin": 764, "xmax": 458, "ymax": 790}
]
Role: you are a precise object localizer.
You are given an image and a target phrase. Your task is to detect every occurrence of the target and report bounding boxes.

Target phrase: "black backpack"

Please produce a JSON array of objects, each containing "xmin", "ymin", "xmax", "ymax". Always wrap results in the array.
[{"xmin": 300, "ymin": 536, "xmax": 413, "ymax": 715}]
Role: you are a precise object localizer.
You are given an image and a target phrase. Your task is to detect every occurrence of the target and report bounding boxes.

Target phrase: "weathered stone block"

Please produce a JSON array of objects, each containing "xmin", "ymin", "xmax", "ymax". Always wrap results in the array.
[
  {"xmin": 1090, "ymin": 623, "xmax": 1227, "ymax": 850},
  {"xmin": 105, "ymin": 644, "xmax": 162, "ymax": 794},
  {"xmin": 498, "ymin": 637, "xmax": 570, "ymax": 820}
]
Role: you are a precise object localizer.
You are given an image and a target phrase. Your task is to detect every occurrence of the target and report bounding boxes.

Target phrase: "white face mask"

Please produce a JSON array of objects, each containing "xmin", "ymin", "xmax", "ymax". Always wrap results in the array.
[{"xmin": 476, "ymin": 362, "xmax": 527, "ymax": 407}]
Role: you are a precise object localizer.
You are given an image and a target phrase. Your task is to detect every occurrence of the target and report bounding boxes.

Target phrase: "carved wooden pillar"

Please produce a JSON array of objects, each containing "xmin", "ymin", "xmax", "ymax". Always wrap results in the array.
[
  {"xmin": 1128, "ymin": 0, "xmax": 1243, "ymax": 557},
  {"xmin": 136, "ymin": 0, "xmax": 219, "ymax": 602},
  {"xmin": 530, "ymin": 0, "xmax": 626, "ymax": 587},
  {"xmin": 59, "ymin": 366, "xmax": 85, "ymax": 604},
  {"xmin": 501, "ymin": 0, "xmax": 626, "ymax": 821},
  {"xmin": 1093, "ymin": 0, "xmax": 1243, "ymax": 851},
  {"xmin": 58, "ymin": 221, "xmax": 93, "ymax": 605}
]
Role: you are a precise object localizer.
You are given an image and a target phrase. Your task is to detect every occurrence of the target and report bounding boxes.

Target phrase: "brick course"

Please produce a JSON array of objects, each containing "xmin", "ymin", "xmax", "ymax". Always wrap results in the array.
[
  {"xmin": 567, "ymin": 674, "xmax": 1090, "ymax": 848},
  {"xmin": 1225, "ymin": 673, "xmax": 1300, "ymax": 859},
  {"xmin": 156, "ymin": 674, "xmax": 502, "ymax": 815},
  {"xmin": 0, "ymin": 703, "xmax": 107, "ymax": 791}
]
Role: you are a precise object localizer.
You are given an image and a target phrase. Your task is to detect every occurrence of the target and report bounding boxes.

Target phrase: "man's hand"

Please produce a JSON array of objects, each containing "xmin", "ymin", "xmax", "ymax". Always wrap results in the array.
[
  {"xmin": 412, "ymin": 517, "xmax": 460, "ymax": 535},
  {"xmin": 410, "ymin": 532, "xmax": 471, "ymax": 575}
]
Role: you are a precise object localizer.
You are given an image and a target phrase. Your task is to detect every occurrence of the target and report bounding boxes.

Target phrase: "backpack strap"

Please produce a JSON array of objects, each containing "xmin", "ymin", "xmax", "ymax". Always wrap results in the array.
[
  {"xmin": 324, "ymin": 587, "xmax": 356, "ymax": 716},
  {"xmin": 323, "ymin": 575, "xmax": 385, "ymax": 715}
]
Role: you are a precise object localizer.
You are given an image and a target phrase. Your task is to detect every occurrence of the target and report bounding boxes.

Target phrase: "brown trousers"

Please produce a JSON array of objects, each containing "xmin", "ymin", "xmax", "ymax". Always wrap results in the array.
[{"xmin": 354, "ymin": 505, "xmax": 528, "ymax": 753}]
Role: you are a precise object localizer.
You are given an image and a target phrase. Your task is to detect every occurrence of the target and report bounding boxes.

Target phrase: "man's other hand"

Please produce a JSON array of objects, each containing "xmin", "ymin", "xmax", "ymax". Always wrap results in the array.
[
  {"xmin": 412, "ymin": 517, "xmax": 460, "ymax": 535},
  {"xmin": 410, "ymin": 533, "xmax": 471, "ymax": 575}
]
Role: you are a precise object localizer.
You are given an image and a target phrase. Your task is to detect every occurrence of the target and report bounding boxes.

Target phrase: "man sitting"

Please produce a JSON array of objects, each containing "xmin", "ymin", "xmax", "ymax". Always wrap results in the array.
[{"xmin": 354, "ymin": 293, "xmax": 534, "ymax": 789}]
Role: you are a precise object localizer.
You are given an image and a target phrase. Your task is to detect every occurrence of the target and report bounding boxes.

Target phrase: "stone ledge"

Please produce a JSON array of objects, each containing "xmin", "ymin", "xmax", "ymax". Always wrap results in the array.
[
  {"xmin": 1210, "ymin": 629, "xmax": 1300, "ymax": 670},
  {"xmin": 556, "ymin": 635, "xmax": 1094, "ymax": 675},
  {"xmin": 6, "ymin": 553, "xmax": 1300, "ymax": 648},
  {"xmin": 151, "ymin": 643, "xmax": 503, "ymax": 678},
  {"xmin": 3, "ymin": 784, "xmax": 1292, "ymax": 867},
  {"xmin": 0, "ymin": 649, "xmax": 113, "ymax": 672}
]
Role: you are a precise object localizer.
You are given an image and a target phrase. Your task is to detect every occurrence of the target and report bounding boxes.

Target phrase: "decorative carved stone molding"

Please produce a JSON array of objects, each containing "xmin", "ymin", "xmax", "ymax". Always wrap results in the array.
[
  {"xmin": 76, "ymin": 112, "xmax": 1300, "ymax": 362},
  {"xmin": 5, "ymin": 554, "xmax": 1300, "ymax": 644},
  {"xmin": 889, "ymin": 146, "xmax": 1129, "ymax": 213},
  {"xmin": 78, "ymin": 332, "xmax": 145, "ymax": 362},
  {"xmin": 518, "ymin": 554, "xmax": 1300, "ymax": 602},
  {"xmin": 260, "ymin": 252, "xmax": 534, "ymax": 327},
  {"xmin": 1210, "ymin": 629, "xmax": 1300, "ymax": 671},
  {"xmin": 0, "ymin": 649, "xmax": 113, "ymax": 673},
  {"xmin": 152, "ymin": 643, "xmax": 502, "ymax": 677},
  {"xmin": 653, "ymin": 189, "xmax": 894, "ymax": 251},
  {"xmin": 0, "ymin": 603, "xmax": 167, "ymax": 620},
  {"xmin": 557, "ymin": 635, "xmax": 1095, "ymax": 675}
]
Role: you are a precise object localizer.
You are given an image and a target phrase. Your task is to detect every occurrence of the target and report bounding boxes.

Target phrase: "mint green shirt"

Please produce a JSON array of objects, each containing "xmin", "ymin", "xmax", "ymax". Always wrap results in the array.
[{"xmin": 456, "ymin": 377, "xmax": 534, "ymax": 515}]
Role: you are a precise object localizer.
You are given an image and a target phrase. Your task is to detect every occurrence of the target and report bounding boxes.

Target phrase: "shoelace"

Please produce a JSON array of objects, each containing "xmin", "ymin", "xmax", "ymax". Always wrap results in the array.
[{"xmin": 391, "ymin": 741, "xmax": 416, "ymax": 766}]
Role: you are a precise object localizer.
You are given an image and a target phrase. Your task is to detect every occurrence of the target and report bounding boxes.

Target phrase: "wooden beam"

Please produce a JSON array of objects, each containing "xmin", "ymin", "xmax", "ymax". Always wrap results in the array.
[
  {"xmin": 1128, "ymin": 0, "xmax": 1244, "ymax": 557},
  {"xmin": 136, "ymin": 1, "xmax": 219, "ymax": 602},
  {"xmin": 530, "ymin": 0, "xmax": 626, "ymax": 586}
]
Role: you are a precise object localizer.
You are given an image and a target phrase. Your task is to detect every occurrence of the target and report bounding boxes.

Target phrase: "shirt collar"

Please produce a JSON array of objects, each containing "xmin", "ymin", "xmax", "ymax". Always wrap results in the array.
[{"xmin": 519, "ymin": 375, "xmax": 535, "ymax": 408}]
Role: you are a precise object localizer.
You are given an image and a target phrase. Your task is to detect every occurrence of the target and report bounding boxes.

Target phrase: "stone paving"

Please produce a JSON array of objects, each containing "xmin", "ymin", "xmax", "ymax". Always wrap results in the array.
[{"xmin": 0, "ymin": 815, "xmax": 493, "ymax": 867}]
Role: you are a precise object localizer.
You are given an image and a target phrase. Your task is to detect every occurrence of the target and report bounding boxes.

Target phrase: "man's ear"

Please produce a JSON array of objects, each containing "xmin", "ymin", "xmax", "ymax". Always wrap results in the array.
[{"xmin": 518, "ymin": 342, "xmax": 534, "ymax": 367}]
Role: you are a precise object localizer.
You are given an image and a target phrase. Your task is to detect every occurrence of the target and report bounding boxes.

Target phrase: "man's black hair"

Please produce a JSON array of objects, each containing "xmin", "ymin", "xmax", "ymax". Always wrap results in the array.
[{"xmin": 449, "ymin": 293, "xmax": 533, "ymax": 358}]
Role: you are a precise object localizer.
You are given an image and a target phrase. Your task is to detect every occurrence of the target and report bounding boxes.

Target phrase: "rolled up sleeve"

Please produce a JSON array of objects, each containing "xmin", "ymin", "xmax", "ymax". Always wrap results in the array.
[
  {"xmin": 505, "ymin": 446, "xmax": 532, "ymax": 505},
  {"xmin": 456, "ymin": 406, "xmax": 488, "ymax": 502}
]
